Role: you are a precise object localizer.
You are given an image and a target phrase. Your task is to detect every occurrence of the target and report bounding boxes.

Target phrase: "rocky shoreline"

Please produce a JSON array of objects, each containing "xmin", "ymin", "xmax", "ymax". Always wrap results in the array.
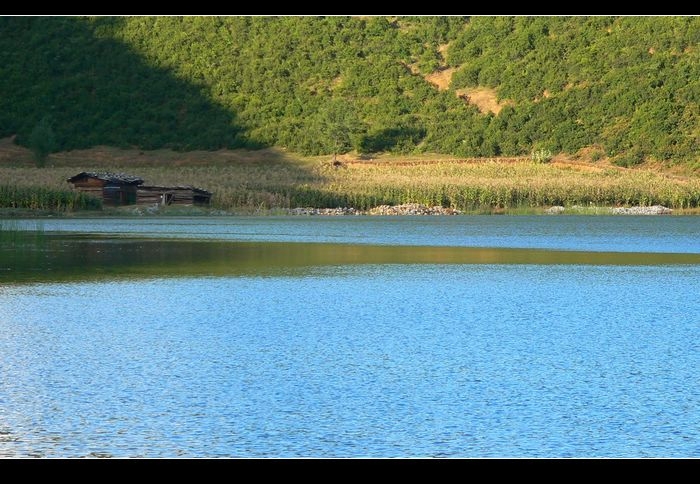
[
  {"xmin": 286, "ymin": 203, "xmax": 675, "ymax": 216},
  {"xmin": 545, "ymin": 205, "xmax": 673, "ymax": 215},
  {"xmin": 609, "ymin": 205, "xmax": 673, "ymax": 215},
  {"xmin": 118, "ymin": 202, "xmax": 675, "ymax": 217},
  {"xmin": 286, "ymin": 203, "xmax": 674, "ymax": 216},
  {"xmin": 368, "ymin": 204, "xmax": 461, "ymax": 215},
  {"xmin": 287, "ymin": 207, "xmax": 363, "ymax": 216},
  {"xmin": 287, "ymin": 203, "xmax": 461, "ymax": 216}
]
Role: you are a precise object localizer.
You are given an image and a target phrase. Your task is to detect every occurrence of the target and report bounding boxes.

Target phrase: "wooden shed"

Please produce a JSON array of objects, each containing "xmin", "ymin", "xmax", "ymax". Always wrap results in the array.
[
  {"xmin": 67, "ymin": 172, "xmax": 212, "ymax": 207},
  {"xmin": 137, "ymin": 185, "xmax": 213, "ymax": 206},
  {"xmin": 67, "ymin": 172, "xmax": 144, "ymax": 206}
]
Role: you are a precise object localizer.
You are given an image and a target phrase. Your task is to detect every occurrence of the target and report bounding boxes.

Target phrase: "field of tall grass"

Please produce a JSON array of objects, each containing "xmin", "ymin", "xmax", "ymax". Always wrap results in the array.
[
  {"xmin": 0, "ymin": 183, "xmax": 102, "ymax": 212},
  {"xmin": 1, "ymin": 146, "xmax": 700, "ymax": 213}
]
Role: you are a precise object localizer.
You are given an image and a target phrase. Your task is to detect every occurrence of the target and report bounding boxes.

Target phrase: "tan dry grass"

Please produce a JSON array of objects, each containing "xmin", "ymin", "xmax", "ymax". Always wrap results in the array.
[
  {"xmin": 2, "ymin": 138, "xmax": 699, "ymax": 211},
  {"xmin": 0, "ymin": 139, "xmax": 290, "ymax": 168},
  {"xmin": 405, "ymin": 62, "xmax": 422, "ymax": 76},
  {"xmin": 424, "ymin": 67, "xmax": 457, "ymax": 91},
  {"xmin": 330, "ymin": 74, "xmax": 343, "ymax": 91},
  {"xmin": 0, "ymin": 136, "xmax": 33, "ymax": 164},
  {"xmin": 533, "ymin": 89, "xmax": 553, "ymax": 103},
  {"xmin": 454, "ymin": 87, "xmax": 513, "ymax": 115}
]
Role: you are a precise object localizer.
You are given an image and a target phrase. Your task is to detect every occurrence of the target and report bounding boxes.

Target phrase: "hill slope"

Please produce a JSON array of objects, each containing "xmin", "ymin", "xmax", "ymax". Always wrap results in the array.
[{"xmin": 1, "ymin": 16, "xmax": 698, "ymax": 168}]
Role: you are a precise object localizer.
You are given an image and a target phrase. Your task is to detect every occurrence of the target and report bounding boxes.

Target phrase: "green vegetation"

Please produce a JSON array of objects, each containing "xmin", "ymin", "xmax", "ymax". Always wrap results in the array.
[
  {"xmin": 531, "ymin": 149, "xmax": 553, "ymax": 164},
  {"xmin": 1, "ymin": 16, "xmax": 699, "ymax": 166},
  {"xmin": 317, "ymin": 99, "xmax": 367, "ymax": 162},
  {"xmin": 0, "ymin": 185, "xmax": 102, "ymax": 212},
  {"xmin": 28, "ymin": 116, "xmax": 56, "ymax": 167},
  {"xmin": 2, "ymin": 152, "xmax": 700, "ymax": 213}
]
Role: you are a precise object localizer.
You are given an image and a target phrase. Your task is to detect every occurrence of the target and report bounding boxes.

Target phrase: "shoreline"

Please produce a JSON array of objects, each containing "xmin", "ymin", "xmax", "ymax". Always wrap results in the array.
[{"xmin": 1, "ymin": 202, "xmax": 694, "ymax": 219}]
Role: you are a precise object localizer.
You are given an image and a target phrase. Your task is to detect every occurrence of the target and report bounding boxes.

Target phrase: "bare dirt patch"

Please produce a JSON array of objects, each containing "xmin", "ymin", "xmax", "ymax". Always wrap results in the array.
[
  {"xmin": 455, "ymin": 87, "xmax": 513, "ymax": 115},
  {"xmin": 330, "ymin": 74, "xmax": 343, "ymax": 90},
  {"xmin": 425, "ymin": 67, "xmax": 457, "ymax": 91},
  {"xmin": 549, "ymin": 158, "xmax": 611, "ymax": 174},
  {"xmin": 404, "ymin": 62, "xmax": 422, "ymax": 76},
  {"xmin": 533, "ymin": 89, "xmax": 553, "ymax": 103}
]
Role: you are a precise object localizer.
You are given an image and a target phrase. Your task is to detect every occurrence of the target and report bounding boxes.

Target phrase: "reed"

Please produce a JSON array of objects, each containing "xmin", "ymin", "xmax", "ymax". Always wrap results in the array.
[
  {"xmin": 0, "ymin": 184, "xmax": 102, "ymax": 211},
  {"xmin": 1, "ymin": 155, "xmax": 699, "ymax": 212}
]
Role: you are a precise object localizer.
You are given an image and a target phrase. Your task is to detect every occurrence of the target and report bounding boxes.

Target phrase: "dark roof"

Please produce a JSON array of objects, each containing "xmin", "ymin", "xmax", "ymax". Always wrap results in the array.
[
  {"xmin": 139, "ymin": 185, "xmax": 212, "ymax": 195},
  {"xmin": 67, "ymin": 172, "xmax": 144, "ymax": 185}
]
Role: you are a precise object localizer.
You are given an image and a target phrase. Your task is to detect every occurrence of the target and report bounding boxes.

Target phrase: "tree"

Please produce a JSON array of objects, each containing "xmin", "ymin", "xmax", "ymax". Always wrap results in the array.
[
  {"xmin": 317, "ymin": 99, "xmax": 366, "ymax": 161},
  {"xmin": 29, "ymin": 116, "xmax": 56, "ymax": 167}
]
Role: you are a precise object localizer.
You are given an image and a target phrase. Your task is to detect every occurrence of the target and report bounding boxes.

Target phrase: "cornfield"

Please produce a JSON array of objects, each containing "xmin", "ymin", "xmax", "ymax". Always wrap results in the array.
[
  {"xmin": 0, "ymin": 184, "xmax": 101, "ymax": 211},
  {"xmin": 1, "ymin": 155, "xmax": 699, "ymax": 213}
]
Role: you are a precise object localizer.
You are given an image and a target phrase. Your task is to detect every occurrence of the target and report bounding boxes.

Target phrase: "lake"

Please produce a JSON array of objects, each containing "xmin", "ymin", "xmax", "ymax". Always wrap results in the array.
[{"xmin": 1, "ymin": 215, "xmax": 699, "ymax": 458}]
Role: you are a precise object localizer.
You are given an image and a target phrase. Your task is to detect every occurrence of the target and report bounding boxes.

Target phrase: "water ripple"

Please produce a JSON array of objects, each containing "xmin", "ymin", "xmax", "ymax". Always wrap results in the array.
[{"xmin": 1, "ymin": 217, "xmax": 699, "ymax": 457}]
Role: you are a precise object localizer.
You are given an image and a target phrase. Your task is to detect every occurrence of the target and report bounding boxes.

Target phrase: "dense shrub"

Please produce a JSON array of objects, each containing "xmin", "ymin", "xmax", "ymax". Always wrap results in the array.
[{"xmin": 0, "ymin": 16, "xmax": 698, "ymax": 166}]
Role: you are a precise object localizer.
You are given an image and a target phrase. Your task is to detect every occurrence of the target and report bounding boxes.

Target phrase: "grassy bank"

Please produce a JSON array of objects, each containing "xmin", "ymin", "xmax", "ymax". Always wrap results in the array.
[
  {"xmin": 1, "ymin": 141, "xmax": 700, "ymax": 214},
  {"xmin": 0, "ymin": 184, "xmax": 102, "ymax": 213}
]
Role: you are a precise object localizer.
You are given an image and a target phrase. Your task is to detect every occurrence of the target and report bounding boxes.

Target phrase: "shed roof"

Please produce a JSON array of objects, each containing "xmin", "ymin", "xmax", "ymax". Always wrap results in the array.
[
  {"xmin": 139, "ymin": 185, "xmax": 212, "ymax": 195},
  {"xmin": 67, "ymin": 172, "xmax": 144, "ymax": 185}
]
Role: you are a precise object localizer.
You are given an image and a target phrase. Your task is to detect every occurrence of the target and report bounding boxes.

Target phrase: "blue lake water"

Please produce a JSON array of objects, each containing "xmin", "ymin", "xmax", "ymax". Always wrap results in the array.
[
  {"xmin": 8, "ymin": 214, "xmax": 700, "ymax": 252},
  {"xmin": 1, "ymin": 216, "xmax": 699, "ymax": 457}
]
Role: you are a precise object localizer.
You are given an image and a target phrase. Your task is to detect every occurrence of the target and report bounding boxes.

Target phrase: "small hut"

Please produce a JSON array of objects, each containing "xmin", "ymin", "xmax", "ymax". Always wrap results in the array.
[
  {"xmin": 67, "ymin": 172, "xmax": 212, "ymax": 207},
  {"xmin": 137, "ymin": 185, "xmax": 212, "ymax": 206},
  {"xmin": 67, "ymin": 172, "xmax": 144, "ymax": 206}
]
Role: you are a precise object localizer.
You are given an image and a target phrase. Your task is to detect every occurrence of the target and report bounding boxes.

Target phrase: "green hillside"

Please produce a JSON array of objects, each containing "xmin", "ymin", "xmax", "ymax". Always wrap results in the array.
[{"xmin": 1, "ymin": 16, "xmax": 698, "ymax": 167}]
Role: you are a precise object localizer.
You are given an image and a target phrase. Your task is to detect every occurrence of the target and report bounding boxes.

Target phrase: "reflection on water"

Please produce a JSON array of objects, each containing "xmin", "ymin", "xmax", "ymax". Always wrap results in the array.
[
  {"xmin": 6, "ymin": 215, "xmax": 700, "ymax": 252},
  {"xmin": 1, "ymin": 218, "xmax": 699, "ymax": 458},
  {"xmin": 3, "ymin": 233, "xmax": 700, "ymax": 284}
]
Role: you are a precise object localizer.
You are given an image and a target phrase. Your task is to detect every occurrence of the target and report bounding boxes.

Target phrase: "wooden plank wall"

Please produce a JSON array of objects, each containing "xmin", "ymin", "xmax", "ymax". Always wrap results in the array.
[{"xmin": 136, "ymin": 187, "xmax": 208, "ymax": 206}]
